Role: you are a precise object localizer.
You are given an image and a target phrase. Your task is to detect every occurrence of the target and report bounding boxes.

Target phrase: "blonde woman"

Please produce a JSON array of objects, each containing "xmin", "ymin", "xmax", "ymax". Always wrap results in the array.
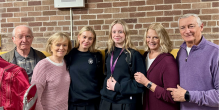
[
  {"xmin": 65, "ymin": 26, "xmax": 103, "ymax": 110},
  {"xmin": 31, "ymin": 32, "xmax": 72, "ymax": 110},
  {"xmin": 99, "ymin": 20, "xmax": 146, "ymax": 110},
  {"xmin": 134, "ymin": 23, "xmax": 180, "ymax": 110}
]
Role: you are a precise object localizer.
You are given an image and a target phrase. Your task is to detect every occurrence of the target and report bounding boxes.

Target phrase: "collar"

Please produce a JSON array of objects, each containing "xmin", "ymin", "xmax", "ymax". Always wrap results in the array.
[
  {"xmin": 15, "ymin": 48, "xmax": 34, "ymax": 61},
  {"xmin": 180, "ymin": 36, "xmax": 206, "ymax": 50}
]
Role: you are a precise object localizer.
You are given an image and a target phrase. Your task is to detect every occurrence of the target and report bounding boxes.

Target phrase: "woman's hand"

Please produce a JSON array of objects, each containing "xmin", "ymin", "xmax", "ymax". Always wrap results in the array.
[
  {"xmin": 134, "ymin": 72, "xmax": 148, "ymax": 86},
  {"xmin": 107, "ymin": 77, "xmax": 117, "ymax": 91}
]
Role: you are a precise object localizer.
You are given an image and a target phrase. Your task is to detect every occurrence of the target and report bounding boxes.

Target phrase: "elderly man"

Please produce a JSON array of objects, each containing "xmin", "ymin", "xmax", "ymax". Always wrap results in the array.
[
  {"xmin": 1, "ymin": 25, "xmax": 46, "ymax": 81},
  {"xmin": 167, "ymin": 14, "xmax": 219, "ymax": 110}
]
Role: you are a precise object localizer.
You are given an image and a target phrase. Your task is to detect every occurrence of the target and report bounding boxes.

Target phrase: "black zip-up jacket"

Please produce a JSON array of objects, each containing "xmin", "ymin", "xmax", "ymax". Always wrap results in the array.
[
  {"xmin": 65, "ymin": 48, "xmax": 104, "ymax": 105},
  {"xmin": 100, "ymin": 47, "xmax": 146, "ymax": 104}
]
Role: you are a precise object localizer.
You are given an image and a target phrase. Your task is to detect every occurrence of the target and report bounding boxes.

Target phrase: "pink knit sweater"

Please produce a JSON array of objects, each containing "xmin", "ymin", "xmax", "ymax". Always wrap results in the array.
[{"xmin": 31, "ymin": 58, "xmax": 70, "ymax": 110}]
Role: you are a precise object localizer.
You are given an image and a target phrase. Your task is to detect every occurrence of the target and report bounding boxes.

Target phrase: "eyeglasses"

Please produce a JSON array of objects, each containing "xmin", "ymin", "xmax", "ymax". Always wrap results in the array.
[{"xmin": 14, "ymin": 35, "xmax": 33, "ymax": 40}]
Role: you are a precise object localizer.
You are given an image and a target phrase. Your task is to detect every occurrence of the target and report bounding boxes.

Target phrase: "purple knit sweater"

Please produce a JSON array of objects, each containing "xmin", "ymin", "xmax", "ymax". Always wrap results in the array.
[{"xmin": 177, "ymin": 36, "xmax": 219, "ymax": 110}]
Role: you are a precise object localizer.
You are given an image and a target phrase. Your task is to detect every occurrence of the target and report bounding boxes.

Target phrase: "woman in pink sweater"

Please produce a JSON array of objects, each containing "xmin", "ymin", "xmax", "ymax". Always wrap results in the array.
[{"xmin": 31, "ymin": 32, "xmax": 72, "ymax": 110}]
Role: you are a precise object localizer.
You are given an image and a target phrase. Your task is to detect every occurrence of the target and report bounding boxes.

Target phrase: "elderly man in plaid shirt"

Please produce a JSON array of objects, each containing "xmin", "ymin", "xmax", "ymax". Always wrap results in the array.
[{"xmin": 1, "ymin": 25, "xmax": 46, "ymax": 81}]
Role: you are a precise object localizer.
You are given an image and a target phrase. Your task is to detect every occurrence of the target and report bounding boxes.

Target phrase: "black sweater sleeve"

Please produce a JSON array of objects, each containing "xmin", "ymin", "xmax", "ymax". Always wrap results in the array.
[{"xmin": 114, "ymin": 50, "xmax": 146, "ymax": 95}]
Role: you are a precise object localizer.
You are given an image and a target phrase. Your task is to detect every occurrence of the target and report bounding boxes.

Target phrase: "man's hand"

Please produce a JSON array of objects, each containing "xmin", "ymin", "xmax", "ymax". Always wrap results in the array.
[
  {"xmin": 107, "ymin": 77, "xmax": 117, "ymax": 91},
  {"xmin": 167, "ymin": 85, "xmax": 187, "ymax": 102}
]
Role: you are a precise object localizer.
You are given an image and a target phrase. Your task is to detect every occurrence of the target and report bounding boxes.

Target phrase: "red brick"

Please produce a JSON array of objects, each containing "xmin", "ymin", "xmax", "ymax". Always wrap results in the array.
[
  {"xmin": 28, "ymin": 12, "xmax": 41, "ymax": 16},
  {"xmin": 97, "ymin": 37, "xmax": 108, "ymax": 41},
  {"xmin": 122, "ymin": 19, "xmax": 137, "ymax": 23},
  {"xmin": 3, "ymin": 3, "xmax": 13, "ymax": 7},
  {"xmin": 130, "ymin": 1, "xmax": 145, "ymax": 6},
  {"xmin": 202, "ymin": 9, "xmax": 219, "ymax": 14},
  {"xmin": 135, "ymin": 24, "xmax": 142, "ymax": 29},
  {"xmin": 85, "ymin": 3, "xmax": 96, "ymax": 8},
  {"xmin": 63, "ymin": 27, "xmax": 70, "ymax": 31},
  {"xmin": 121, "ymin": 7, "xmax": 136, "ymax": 12},
  {"xmin": 183, "ymin": 9, "xmax": 200, "ymax": 14},
  {"xmin": 43, "ymin": 11, "xmax": 56, "ymax": 16},
  {"xmin": 139, "ymin": 18, "xmax": 155, "ymax": 23},
  {"xmin": 14, "ymin": 12, "xmax": 27, "ymax": 17},
  {"xmin": 97, "ymin": 3, "xmax": 112, "ymax": 8},
  {"xmin": 47, "ymin": 27, "xmax": 54, "ymax": 31},
  {"xmin": 127, "ymin": 25, "xmax": 133, "ymax": 29},
  {"xmin": 213, "ymin": 40, "xmax": 219, "ymax": 45},
  {"xmin": 73, "ymin": 9, "xmax": 88, "ymax": 14},
  {"xmin": 7, "ymin": 8, "xmax": 20, "ymax": 12},
  {"xmin": 162, "ymin": 23, "xmax": 170, "ymax": 28},
  {"xmin": 21, "ymin": 7, "xmax": 34, "ymax": 11},
  {"xmin": 33, "ymin": 33, "xmax": 43, "ymax": 37},
  {"xmin": 113, "ymin": 2, "xmax": 128, "ymax": 7},
  {"xmin": 29, "ymin": 22, "xmax": 42, "ymax": 27},
  {"xmin": 138, "ymin": 6, "xmax": 154, "ymax": 11},
  {"xmin": 96, "ymin": 31, "xmax": 105, "ymax": 36},
  {"xmin": 50, "ymin": 16, "xmax": 65, "ymax": 21},
  {"xmin": 1, "ymin": 23, "xmax": 13, "ymax": 27},
  {"xmin": 113, "ymin": 13, "xmax": 129, "ymax": 18},
  {"xmin": 213, "ymin": 15, "xmax": 219, "ymax": 20},
  {"xmin": 43, "ymin": 22, "xmax": 57, "ymax": 26},
  {"xmin": 97, "ymin": 14, "xmax": 112, "ymax": 19},
  {"xmin": 14, "ymin": 23, "xmax": 28, "ymax": 27},
  {"xmin": 202, "ymin": 28, "xmax": 211, "ymax": 33},
  {"xmin": 182, "ymin": 0, "xmax": 200, "ymax": 3},
  {"xmin": 130, "ymin": 12, "xmax": 145, "ymax": 17},
  {"xmin": 21, "ymin": 17, "xmax": 34, "ymax": 22},
  {"xmin": 104, "ymin": 8, "xmax": 120, "ymax": 13},
  {"xmin": 89, "ymin": 20, "xmax": 104, "ymax": 25},
  {"xmin": 102, "ymin": 25, "xmax": 109, "ymax": 30},
  {"xmin": 193, "ymin": 3, "xmax": 211, "ymax": 9},
  {"xmin": 164, "ymin": 0, "xmax": 181, "ymax": 4},
  {"xmin": 146, "ymin": 0, "xmax": 163, "ymax": 5},
  {"xmin": 147, "ymin": 11, "xmax": 163, "ymax": 16},
  {"xmin": 207, "ymin": 21, "xmax": 216, "ymax": 26},
  {"xmin": 57, "ymin": 10, "xmax": 70, "ymax": 15},
  {"xmin": 199, "ymin": 15, "xmax": 211, "ymax": 20},
  {"xmin": 35, "ymin": 6, "xmax": 49, "ymax": 11},
  {"xmin": 73, "ymin": 16, "xmax": 80, "ymax": 20},
  {"xmin": 74, "ymin": 21, "xmax": 88, "ymax": 25},
  {"xmin": 166, "ymin": 29, "xmax": 174, "ymax": 34},
  {"xmin": 1, "ymin": 18, "xmax": 6, "ymax": 23},
  {"xmin": 155, "ymin": 5, "xmax": 172, "ymax": 10},
  {"xmin": 7, "ymin": 18, "xmax": 20, "ymax": 22},
  {"xmin": 173, "ymin": 4, "xmax": 191, "ymax": 9},
  {"xmin": 42, "ymin": 0, "xmax": 54, "ymax": 5},
  {"xmin": 87, "ymin": 0, "xmax": 103, "ymax": 3},
  {"xmin": 213, "ymin": 27, "xmax": 219, "ymax": 32},
  {"xmin": 36, "ymin": 17, "xmax": 49, "ymax": 21},
  {"xmin": 156, "ymin": 17, "xmax": 173, "ymax": 22},
  {"xmin": 58, "ymin": 21, "xmax": 70, "ymax": 26},
  {"xmin": 81, "ymin": 15, "xmax": 96, "ymax": 19},
  {"xmin": 1, "ymin": 13, "xmax": 13, "ymax": 17},
  {"xmin": 164, "ymin": 10, "xmax": 181, "ymax": 16},
  {"xmin": 33, "ymin": 27, "xmax": 39, "ymax": 32},
  {"xmin": 40, "ymin": 27, "xmax": 46, "ymax": 31},
  {"xmin": 28, "ymin": 1, "xmax": 41, "ymax": 6},
  {"xmin": 171, "ymin": 22, "xmax": 178, "ymax": 28},
  {"xmin": 0, "ymin": 0, "xmax": 5, "ymax": 2},
  {"xmin": 89, "ymin": 9, "xmax": 103, "ymax": 14},
  {"xmin": 14, "ymin": 2, "xmax": 27, "ymax": 7},
  {"xmin": 203, "ymin": 34, "xmax": 219, "ymax": 39},
  {"xmin": 212, "ymin": 2, "xmax": 219, "ymax": 7}
]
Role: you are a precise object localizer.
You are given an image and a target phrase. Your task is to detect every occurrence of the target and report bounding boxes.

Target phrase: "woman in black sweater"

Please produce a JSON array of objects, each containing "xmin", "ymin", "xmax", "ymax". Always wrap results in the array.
[
  {"xmin": 65, "ymin": 26, "xmax": 104, "ymax": 110},
  {"xmin": 99, "ymin": 20, "xmax": 146, "ymax": 110}
]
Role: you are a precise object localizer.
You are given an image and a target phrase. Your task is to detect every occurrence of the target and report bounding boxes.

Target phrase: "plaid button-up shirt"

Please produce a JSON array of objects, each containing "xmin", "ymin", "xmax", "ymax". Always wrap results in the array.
[{"xmin": 15, "ymin": 49, "xmax": 35, "ymax": 81}]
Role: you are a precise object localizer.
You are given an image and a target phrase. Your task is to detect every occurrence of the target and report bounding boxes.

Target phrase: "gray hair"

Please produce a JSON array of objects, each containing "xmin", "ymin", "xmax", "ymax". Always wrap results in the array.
[
  {"xmin": 12, "ymin": 25, "xmax": 33, "ymax": 37},
  {"xmin": 178, "ymin": 14, "xmax": 202, "ymax": 26}
]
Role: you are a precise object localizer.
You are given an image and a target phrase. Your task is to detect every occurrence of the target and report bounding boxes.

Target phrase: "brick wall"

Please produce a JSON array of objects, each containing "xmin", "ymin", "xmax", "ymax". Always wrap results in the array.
[{"xmin": 0, "ymin": 0, "xmax": 218, "ymax": 51}]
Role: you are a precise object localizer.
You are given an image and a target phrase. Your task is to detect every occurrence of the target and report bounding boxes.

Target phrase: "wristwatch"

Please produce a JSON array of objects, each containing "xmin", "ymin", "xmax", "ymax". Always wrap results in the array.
[
  {"xmin": 184, "ymin": 91, "xmax": 190, "ymax": 102},
  {"xmin": 146, "ymin": 81, "xmax": 152, "ymax": 89}
]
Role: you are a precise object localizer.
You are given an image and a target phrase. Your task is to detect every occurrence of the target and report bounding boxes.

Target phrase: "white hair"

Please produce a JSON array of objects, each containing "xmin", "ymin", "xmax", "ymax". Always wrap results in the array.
[
  {"xmin": 12, "ymin": 25, "xmax": 33, "ymax": 37},
  {"xmin": 178, "ymin": 13, "xmax": 202, "ymax": 27}
]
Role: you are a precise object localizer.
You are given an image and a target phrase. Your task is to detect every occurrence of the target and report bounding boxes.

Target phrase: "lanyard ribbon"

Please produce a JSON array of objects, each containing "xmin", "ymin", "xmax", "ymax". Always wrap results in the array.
[{"xmin": 110, "ymin": 49, "xmax": 124, "ymax": 77}]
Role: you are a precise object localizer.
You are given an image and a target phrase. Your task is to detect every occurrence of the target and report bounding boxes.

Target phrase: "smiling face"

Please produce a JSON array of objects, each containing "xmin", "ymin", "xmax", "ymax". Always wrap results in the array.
[
  {"xmin": 12, "ymin": 26, "xmax": 33, "ymax": 51},
  {"xmin": 78, "ymin": 31, "xmax": 94, "ymax": 52},
  {"xmin": 51, "ymin": 39, "xmax": 68, "ymax": 58},
  {"xmin": 111, "ymin": 23, "xmax": 126, "ymax": 48},
  {"xmin": 179, "ymin": 16, "xmax": 203, "ymax": 47},
  {"xmin": 146, "ymin": 29, "xmax": 160, "ymax": 51}
]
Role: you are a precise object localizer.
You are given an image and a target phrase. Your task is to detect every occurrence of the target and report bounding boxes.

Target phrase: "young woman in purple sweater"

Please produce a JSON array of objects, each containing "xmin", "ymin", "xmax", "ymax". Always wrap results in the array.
[{"xmin": 134, "ymin": 23, "xmax": 180, "ymax": 110}]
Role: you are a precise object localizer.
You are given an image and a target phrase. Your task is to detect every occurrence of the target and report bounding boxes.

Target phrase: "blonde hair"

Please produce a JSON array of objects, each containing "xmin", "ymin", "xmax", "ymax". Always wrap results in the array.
[
  {"xmin": 143, "ymin": 23, "xmax": 173, "ymax": 53},
  {"xmin": 107, "ymin": 19, "xmax": 137, "ymax": 54},
  {"xmin": 75, "ymin": 26, "xmax": 98, "ymax": 53},
  {"xmin": 46, "ymin": 32, "xmax": 72, "ymax": 55}
]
